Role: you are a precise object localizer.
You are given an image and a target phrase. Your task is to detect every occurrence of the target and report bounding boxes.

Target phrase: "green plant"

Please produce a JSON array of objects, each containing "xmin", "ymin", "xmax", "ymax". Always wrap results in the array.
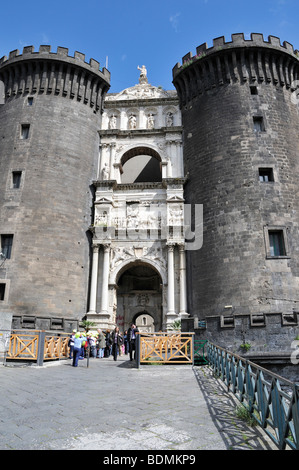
[
  {"xmin": 169, "ymin": 319, "xmax": 181, "ymax": 331},
  {"xmin": 144, "ymin": 358, "xmax": 163, "ymax": 365},
  {"xmin": 235, "ymin": 404, "xmax": 256, "ymax": 427},
  {"xmin": 240, "ymin": 342, "xmax": 251, "ymax": 352},
  {"xmin": 80, "ymin": 319, "xmax": 96, "ymax": 332}
]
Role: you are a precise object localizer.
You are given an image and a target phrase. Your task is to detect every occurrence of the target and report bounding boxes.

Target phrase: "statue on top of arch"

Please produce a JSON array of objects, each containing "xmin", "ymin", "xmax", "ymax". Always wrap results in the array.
[
  {"xmin": 105, "ymin": 65, "xmax": 173, "ymax": 101},
  {"xmin": 137, "ymin": 65, "xmax": 148, "ymax": 84}
]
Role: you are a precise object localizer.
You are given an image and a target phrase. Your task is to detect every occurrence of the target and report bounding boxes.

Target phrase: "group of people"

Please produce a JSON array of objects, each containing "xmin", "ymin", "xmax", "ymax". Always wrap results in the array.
[{"xmin": 68, "ymin": 324, "xmax": 139, "ymax": 367}]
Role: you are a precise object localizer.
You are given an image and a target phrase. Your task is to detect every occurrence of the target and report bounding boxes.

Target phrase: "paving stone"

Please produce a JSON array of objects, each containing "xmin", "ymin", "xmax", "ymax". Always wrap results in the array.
[{"xmin": 0, "ymin": 356, "xmax": 278, "ymax": 451}]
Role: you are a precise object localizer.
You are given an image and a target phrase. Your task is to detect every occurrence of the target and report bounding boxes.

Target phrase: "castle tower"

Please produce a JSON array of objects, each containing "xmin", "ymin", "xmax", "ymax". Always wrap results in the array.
[
  {"xmin": 173, "ymin": 34, "xmax": 299, "ymax": 361},
  {"xmin": 0, "ymin": 46, "xmax": 110, "ymax": 331}
]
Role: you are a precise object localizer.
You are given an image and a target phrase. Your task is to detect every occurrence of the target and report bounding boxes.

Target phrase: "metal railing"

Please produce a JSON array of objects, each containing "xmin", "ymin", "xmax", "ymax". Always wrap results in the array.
[{"xmin": 206, "ymin": 341, "xmax": 299, "ymax": 450}]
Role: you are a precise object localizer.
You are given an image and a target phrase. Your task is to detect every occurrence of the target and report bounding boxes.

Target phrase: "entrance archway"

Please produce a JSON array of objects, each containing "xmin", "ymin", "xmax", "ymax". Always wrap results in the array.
[
  {"xmin": 115, "ymin": 262, "xmax": 163, "ymax": 332},
  {"xmin": 134, "ymin": 312, "xmax": 155, "ymax": 332}
]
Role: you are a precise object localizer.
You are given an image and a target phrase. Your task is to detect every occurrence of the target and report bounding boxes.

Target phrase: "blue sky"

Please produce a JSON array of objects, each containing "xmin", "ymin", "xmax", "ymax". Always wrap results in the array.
[{"xmin": 1, "ymin": 0, "xmax": 299, "ymax": 93}]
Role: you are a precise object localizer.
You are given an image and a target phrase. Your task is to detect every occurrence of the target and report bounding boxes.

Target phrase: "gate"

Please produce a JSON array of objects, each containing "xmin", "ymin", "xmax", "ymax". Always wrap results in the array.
[
  {"xmin": 136, "ymin": 332, "xmax": 194, "ymax": 367},
  {"xmin": 194, "ymin": 339, "xmax": 209, "ymax": 365}
]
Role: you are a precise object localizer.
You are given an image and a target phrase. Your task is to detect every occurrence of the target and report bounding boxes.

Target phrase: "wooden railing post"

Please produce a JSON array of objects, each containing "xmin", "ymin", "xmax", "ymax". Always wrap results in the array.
[
  {"xmin": 36, "ymin": 331, "xmax": 46, "ymax": 366},
  {"xmin": 192, "ymin": 334, "xmax": 195, "ymax": 366}
]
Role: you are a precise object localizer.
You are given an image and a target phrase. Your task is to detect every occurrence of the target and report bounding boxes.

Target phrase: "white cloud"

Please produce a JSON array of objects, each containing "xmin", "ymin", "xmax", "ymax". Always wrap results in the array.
[
  {"xmin": 41, "ymin": 33, "xmax": 50, "ymax": 45},
  {"xmin": 169, "ymin": 12, "xmax": 181, "ymax": 33}
]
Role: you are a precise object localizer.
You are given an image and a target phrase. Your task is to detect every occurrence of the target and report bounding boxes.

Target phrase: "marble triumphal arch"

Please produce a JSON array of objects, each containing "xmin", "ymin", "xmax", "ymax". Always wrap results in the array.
[{"xmin": 86, "ymin": 66, "xmax": 189, "ymax": 331}]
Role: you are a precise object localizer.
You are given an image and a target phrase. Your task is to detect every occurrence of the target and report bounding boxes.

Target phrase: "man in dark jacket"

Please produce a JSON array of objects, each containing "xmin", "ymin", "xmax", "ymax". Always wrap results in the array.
[{"xmin": 127, "ymin": 323, "xmax": 139, "ymax": 361}]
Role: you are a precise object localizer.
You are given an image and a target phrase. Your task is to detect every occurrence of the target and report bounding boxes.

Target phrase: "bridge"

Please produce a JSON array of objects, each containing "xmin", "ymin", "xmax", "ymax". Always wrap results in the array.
[{"xmin": 0, "ymin": 329, "xmax": 298, "ymax": 451}]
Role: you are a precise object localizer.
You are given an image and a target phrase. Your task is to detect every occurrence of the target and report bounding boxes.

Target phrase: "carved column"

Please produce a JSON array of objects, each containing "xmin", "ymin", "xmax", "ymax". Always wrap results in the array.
[
  {"xmin": 100, "ymin": 243, "xmax": 110, "ymax": 314},
  {"xmin": 178, "ymin": 243, "xmax": 188, "ymax": 318},
  {"xmin": 89, "ymin": 244, "xmax": 99, "ymax": 313},
  {"xmin": 177, "ymin": 141, "xmax": 184, "ymax": 177},
  {"xmin": 167, "ymin": 243, "xmax": 176, "ymax": 316},
  {"xmin": 166, "ymin": 142, "xmax": 173, "ymax": 177},
  {"xmin": 109, "ymin": 143, "xmax": 116, "ymax": 180}
]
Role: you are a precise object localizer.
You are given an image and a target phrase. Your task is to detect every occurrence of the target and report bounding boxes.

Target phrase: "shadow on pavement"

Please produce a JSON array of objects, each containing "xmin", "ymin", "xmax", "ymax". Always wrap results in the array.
[{"xmin": 193, "ymin": 366, "xmax": 277, "ymax": 450}]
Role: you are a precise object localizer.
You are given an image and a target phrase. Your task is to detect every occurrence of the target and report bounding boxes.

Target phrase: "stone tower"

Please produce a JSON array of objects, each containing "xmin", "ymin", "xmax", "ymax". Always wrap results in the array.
[
  {"xmin": 0, "ymin": 46, "xmax": 110, "ymax": 330},
  {"xmin": 173, "ymin": 34, "xmax": 299, "ymax": 364}
]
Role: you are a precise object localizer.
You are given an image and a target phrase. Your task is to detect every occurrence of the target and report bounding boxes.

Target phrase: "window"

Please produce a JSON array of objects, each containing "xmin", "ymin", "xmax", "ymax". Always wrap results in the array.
[
  {"xmin": 0, "ymin": 284, "xmax": 5, "ymax": 301},
  {"xmin": 269, "ymin": 230, "xmax": 286, "ymax": 257},
  {"xmin": 253, "ymin": 116, "xmax": 265, "ymax": 132},
  {"xmin": 0, "ymin": 80, "xmax": 4, "ymax": 105},
  {"xmin": 21, "ymin": 124, "xmax": 30, "ymax": 139},
  {"xmin": 264, "ymin": 226, "xmax": 289, "ymax": 259},
  {"xmin": 27, "ymin": 97, "xmax": 34, "ymax": 106},
  {"xmin": 12, "ymin": 171, "xmax": 22, "ymax": 188},
  {"xmin": 1, "ymin": 235, "xmax": 13, "ymax": 259},
  {"xmin": 250, "ymin": 85, "xmax": 258, "ymax": 95},
  {"xmin": 259, "ymin": 168, "xmax": 274, "ymax": 182}
]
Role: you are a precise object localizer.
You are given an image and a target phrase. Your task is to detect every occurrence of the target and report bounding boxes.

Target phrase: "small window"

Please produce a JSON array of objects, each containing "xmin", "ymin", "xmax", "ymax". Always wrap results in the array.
[
  {"xmin": 269, "ymin": 230, "xmax": 286, "ymax": 257},
  {"xmin": 51, "ymin": 318, "xmax": 64, "ymax": 330},
  {"xmin": 1, "ymin": 235, "xmax": 13, "ymax": 259},
  {"xmin": 21, "ymin": 124, "xmax": 30, "ymax": 139},
  {"xmin": 0, "ymin": 284, "xmax": 5, "ymax": 301},
  {"xmin": 27, "ymin": 97, "xmax": 34, "ymax": 106},
  {"xmin": 250, "ymin": 86, "xmax": 258, "ymax": 95},
  {"xmin": 259, "ymin": 168, "xmax": 274, "ymax": 182},
  {"xmin": 0, "ymin": 80, "xmax": 4, "ymax": 105},
  {"xmin": 12, "ymin": 171, "xmax": 22, "ymax": 188},
  {"xmin": 253, "ymin": 116, "xmax": 265, "ymax": 132}
]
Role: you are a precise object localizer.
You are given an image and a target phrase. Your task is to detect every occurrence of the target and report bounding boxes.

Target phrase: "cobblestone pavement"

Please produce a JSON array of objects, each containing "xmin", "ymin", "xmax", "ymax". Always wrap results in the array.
[{"xmin": 0, "ymin": 355, "xmax": 277, "ymax": 451}]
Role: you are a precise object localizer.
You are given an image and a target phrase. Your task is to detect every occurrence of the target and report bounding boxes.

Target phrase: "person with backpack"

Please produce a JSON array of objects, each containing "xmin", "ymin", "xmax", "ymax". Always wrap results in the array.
[
  {"xmin": 68, "ymin": 330, "xmax": 76, "ymax": 359},
  {"xmin": 111, "ymin": 326, "xmax": 123, "ymax": 361},
  {"xmin": 96, "ymin": 329, "xmax": 106, "ymax": 358},
  {"xmin": 72, "ymin": 333, "xmax": 86, "ymax": 367},
  {"xmin": 127, "ymin": 324, "xmax": 139, "ymax": 361}
]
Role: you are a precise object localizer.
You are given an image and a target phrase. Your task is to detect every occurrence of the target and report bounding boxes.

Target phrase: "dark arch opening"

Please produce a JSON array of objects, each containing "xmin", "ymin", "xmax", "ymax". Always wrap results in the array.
[
  {"xmin": 117, "ymin": 263, "xmax": 162, "ymax": 292},
  {"xmin": 120, "ymin": 147, "xmax": 162, "ymax": 183},
  {"xmin": 116, "ymin": 261, "xmax": 163, "ymax": 332}
]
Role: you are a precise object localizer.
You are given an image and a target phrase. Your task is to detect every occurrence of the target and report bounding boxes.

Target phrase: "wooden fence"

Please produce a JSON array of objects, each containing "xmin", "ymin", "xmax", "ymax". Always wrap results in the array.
[
  {"xmin": 2, "ymin": 330, "xmax": 70, "ymax": 365},
  {"xmin": 136, "ymin": 332, "xmax": 194, "ymax": 366}
]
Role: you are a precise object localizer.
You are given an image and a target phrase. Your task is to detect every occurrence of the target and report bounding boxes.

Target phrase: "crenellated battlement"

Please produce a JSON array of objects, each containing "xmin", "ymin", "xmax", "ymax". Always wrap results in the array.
[
  {"xmin": 0, "ymin": 44, "xmax": 110, "ymax": 78},
  {"xmin": 172, "ymin": 33, "xmax": 299, "ymax": 106},
  {"xmin": 0, "ymin": 45, "xmax": 110, "ymax": 111},
  {"xmin": 173, "ymin": 33, "xmax": 298, "ymax": 73}
]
